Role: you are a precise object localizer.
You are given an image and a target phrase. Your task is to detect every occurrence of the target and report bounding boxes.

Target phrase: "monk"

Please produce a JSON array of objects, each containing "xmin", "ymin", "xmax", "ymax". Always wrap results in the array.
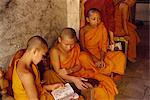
[
  {"xmin": 50, "ymin": 27, "xmax": 118, "ymax": 100},
  {"xmin": 80, "ymin": 8, "xmax": 126, "ymax": 80},
  {"xmin": 6, "ymin": 49, "xmax": 25, "ymax": 96},
  {"xmin": 114, "ymin": 0, "xmax": 140, "ymax": 62},
  {"xmin": 80, "ymin": 0, "xmax": 115, "ymax": 44},
  {"xmin": 12, "ymin": 36, "xmax": 63, "ymax": 100}
]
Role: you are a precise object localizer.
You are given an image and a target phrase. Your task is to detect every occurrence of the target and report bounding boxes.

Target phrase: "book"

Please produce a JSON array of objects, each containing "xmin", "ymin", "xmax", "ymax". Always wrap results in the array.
[
  {"xmin": 51, "ymin": 83, "xmax": 79, "ymax": 100},
  {"xmin": 109, "ymin": 42, "xmax": 122, "ymax": 51}
]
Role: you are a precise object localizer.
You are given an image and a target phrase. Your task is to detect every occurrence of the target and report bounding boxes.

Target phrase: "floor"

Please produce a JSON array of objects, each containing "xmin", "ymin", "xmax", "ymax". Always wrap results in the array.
[{"xmin": 116, "ymin": 22, "xmax": 150, "ymax": 100}]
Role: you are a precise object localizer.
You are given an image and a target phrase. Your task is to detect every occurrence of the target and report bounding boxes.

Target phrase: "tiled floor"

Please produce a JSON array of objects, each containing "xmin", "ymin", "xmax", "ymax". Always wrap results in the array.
[{"xmin": 116, "ymin": 22, "xmax": 150, "ymax": 100}]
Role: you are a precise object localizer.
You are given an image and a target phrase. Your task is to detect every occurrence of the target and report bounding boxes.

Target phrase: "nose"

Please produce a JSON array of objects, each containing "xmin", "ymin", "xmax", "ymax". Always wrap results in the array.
[{"xmin": 97, "ymin": 18, "xmax": 100, "ymax": 23}]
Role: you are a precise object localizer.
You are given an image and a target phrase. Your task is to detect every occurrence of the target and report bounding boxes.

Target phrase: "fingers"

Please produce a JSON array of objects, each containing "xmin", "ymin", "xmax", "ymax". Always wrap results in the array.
[
  {"xmin": 95, "ymin": 61, "xmax": 105, "ymax": 68},
  {"xmin": 81, "ymin": 82, "xmax": 89, "ymax": 89},
  {"xmin": 57, "ymin": 83, "xmax": 64, "ymax": 87},
  {"xmin": 78, "ymin": 78, "xmax": 89, "ymax": 90},
  {"xmin": 84, "ymin": 82, "xmax": 93, "ymax": 88},
  {"xmin": 80, "ymin": 77, "xmax": 88, "ymax": 82}
]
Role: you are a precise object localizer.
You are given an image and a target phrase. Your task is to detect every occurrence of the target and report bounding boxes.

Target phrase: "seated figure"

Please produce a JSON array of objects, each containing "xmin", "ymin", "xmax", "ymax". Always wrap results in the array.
[{"xmin": 47, "ymin": 27, "xmax": 118, "ymax": 100}]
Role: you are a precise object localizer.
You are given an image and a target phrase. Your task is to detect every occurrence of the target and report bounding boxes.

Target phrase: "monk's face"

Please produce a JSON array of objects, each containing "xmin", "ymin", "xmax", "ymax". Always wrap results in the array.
[
  {"xmin": 87, "ymin": 12, "xmax": 101, "ymax": 27},
  {"xmin": 32, "ymin": 47, "xmax": 48, "ymax": 65},
  {"xmin": 59, "ymin": 37, "xmax": 75, "ymax": 52}
]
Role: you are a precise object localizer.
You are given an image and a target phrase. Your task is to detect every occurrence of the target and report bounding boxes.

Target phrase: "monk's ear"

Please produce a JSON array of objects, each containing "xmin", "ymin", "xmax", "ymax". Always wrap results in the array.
[
  {"xmin": 86, "ymin": 17, "xmax": 90, "ymax": 22},
  {"xmin": 58, "ymin": 37, "xmax": 62, "ymax": 43},
  {"xmin": 32, "ymin": 48, "xmax": 37, "ymax": 55}
]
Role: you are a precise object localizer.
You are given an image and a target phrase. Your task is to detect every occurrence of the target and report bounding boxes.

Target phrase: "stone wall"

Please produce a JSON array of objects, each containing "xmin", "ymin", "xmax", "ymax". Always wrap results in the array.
[{"xmin": 0, "ymin": 0, "xmax": 68, "ymax": 68}]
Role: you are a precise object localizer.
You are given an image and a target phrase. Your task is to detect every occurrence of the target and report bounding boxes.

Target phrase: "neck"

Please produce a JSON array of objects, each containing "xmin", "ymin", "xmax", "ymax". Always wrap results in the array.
[
  {"xmin": 58, "ymin": 44, "xmax": 69, "ymax": 54},
  {"xmin": 20, "ymin": 51, "xmax": 33, "ymax": 68}
]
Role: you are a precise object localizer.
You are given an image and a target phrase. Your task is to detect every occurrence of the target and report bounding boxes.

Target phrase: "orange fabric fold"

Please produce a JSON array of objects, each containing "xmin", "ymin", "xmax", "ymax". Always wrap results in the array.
[
  {"xmin": 114, "ymin": 3, "xmax": 140, "ymax": 59},
  {"xmin": 60, "ymin": 43, "xmax": 118, "ymax": 100},
  {"xmin": 84, "ymin": 23, "xmax": 126, "ymax": 75}
]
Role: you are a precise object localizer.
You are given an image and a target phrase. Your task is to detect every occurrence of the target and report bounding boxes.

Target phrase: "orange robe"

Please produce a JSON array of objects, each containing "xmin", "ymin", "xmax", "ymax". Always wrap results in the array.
[
  {"xmin": 82, "ymin": 22, "xmax": 126, "ymax": 75},
  {"xmin": 114, "ymin": 2, "xmax": 140, "ymax": 59},
  {"xmin": 6, "ymin": 49, "xmax": 25, "ymax": 96},
  {"xmin": 43, "ymin": 69, "xmax": 66, "ymax": 85},
  {"xmin": 7, "ymin": 49, "xmax": 25, "ymax": 81},
  {"xmin": 12, "ymin": 60, "xmax": 53, "ymax": 100},
  {"xmin": 81, "ymin": 0, "xmax": 115, "ymax": 32},
  {"xmin": 56, "ymin": 43, "xmax": 118, "ymax": 100}
]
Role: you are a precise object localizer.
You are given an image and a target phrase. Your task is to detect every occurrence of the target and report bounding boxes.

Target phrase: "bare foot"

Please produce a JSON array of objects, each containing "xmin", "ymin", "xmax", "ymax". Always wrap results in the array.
[{"xmin": 128, "ymin": 58, "xmax": 136, "ymax": 63}]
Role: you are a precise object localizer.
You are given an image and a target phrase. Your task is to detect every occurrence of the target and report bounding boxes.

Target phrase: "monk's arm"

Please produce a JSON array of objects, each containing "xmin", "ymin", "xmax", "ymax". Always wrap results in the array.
[
  {"xmin": 121, "ymin": 3, "xmax": 129, "ymax": 35},
  {"xmin": 69, "ymin": 64, "xmax": 81, "ymax": 74},
  {"xmin": 50, "ymin": 48, "xmax": 77, "ymax": 82},
  {"xmin": 109, "ymin": 31, "xmax": 115, "ymax": 44},
  {"xmin": 50, "ymin": 48, "xmax": 88, "ymax": 90},
  {"xmin": 43, "ymin": 83, "xmax": 64, "ymax": 91},
  {"xmin": 19, "ymin": 71, "xmax": 38, "ymax": 100}
]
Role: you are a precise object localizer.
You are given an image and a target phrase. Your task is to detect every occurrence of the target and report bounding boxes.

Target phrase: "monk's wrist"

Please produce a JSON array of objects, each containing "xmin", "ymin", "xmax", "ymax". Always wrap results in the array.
[{"xmin": 67, "ymin": 69, "xmax": 73, "ymax": 74}]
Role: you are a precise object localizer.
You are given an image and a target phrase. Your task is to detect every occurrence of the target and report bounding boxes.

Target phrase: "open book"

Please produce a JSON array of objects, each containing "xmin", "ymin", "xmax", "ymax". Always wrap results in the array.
[{"xmin": 51, "ymin": 83, "xmax": 79, "ymax": 100}]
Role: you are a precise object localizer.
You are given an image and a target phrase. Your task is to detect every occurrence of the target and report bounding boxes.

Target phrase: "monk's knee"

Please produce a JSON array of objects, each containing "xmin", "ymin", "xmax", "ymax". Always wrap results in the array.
[{"xmin": 79, "ymin": 52, "xmax": 91, "ymax": 62}]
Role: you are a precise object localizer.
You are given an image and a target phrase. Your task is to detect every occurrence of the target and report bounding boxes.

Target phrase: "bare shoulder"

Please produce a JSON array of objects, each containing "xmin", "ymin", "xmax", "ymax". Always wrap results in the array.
[
  {"xmin": 50, "ymin": 46, "xmax": 60, "ymax": 56},
  {"xmin": 16, "ymin": 62, "xmax": 34, "ymax": 82}
]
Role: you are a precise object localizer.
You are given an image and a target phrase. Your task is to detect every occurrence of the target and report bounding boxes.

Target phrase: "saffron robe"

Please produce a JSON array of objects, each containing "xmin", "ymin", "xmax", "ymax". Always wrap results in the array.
[
  {"xmin": 81, "ymin": 0, "xmax": 115, "ymax": 32},
  {"xmin": 114, "ymin": 2, "xmax": 140, "ymax": 59},
  {"xmin": 51, "ymin": 43, "xmax": 118, "ymax": 100},
  {"xmin": 81, "ymin": 22, "xmax": 126, "ymax": 75},
  {"xmin": 6, "ymin": 49, "xmax": 25, "ymax": 96},
  {"xmin": 12, "ymin": 61, "xmax": 54, "ymax": 100}
]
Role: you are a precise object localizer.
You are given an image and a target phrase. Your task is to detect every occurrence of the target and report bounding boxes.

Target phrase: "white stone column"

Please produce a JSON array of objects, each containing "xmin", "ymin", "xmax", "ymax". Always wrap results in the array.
[{"xmin": 66, "ymin": 0, "xmax": 80, "ymax": 39}]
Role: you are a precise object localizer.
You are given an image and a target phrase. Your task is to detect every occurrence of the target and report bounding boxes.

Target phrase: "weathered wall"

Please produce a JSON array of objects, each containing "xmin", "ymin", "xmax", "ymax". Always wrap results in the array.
[{"xmin": 0, "ymin": 0, "xmax": 68, "ymax": 68}]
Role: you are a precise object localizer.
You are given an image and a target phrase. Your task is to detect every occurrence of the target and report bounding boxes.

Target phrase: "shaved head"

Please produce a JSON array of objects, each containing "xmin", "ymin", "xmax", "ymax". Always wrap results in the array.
[
  {"xmin": 60, "ymin": 28, "xmax": 77, "ymax": 41},
  {"xmin": 27, "ymin": 36, "xmax": 48, "ymax": 51},
  {"xmin": 87, "ymin": 8, "xmax": 101, "ymax": 17}
]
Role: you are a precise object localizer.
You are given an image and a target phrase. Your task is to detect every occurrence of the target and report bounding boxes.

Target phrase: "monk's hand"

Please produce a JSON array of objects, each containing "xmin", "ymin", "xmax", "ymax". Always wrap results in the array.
[
  {"xmin": 110, "ymin": 40, "xmax": 115, "ymax": 45},
  {"xmin": 59, "ymin": 68, "xmax": 68, "ymax": 75},
  {"xmin": 95, "ymin": 60, "xmax": 105, "ymax": 68},
  {"xmin": 73, "ymin": 77, "xmax": 88, "ymax": 90},
  {"xmin": 100, "ymin": 60, "xmax": 105, "ymax": 68}
]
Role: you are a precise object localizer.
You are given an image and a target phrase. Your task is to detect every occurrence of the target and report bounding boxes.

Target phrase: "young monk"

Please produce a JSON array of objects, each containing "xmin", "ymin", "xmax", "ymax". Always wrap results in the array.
[
  {"xmin": 50, "ymin": 27, "xmax": 119, "ymax": 100},
  {"xmin": 80, "ymin": 0, "xmax": 115, "ymax": 44},
  {"xmin": 12, "ymin": 36, "xmax": 63, "ymax": 100},
  {"xmin": 6, "ymin": 49, "xmax": 25, "ymax": 96},
  {"xmin": 80, "ymin": 8, "xmax": 126, "ymax": 80},
  {"xmin": 114, "ymin": 0, "xmax": 140, "ymax": 62}
]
